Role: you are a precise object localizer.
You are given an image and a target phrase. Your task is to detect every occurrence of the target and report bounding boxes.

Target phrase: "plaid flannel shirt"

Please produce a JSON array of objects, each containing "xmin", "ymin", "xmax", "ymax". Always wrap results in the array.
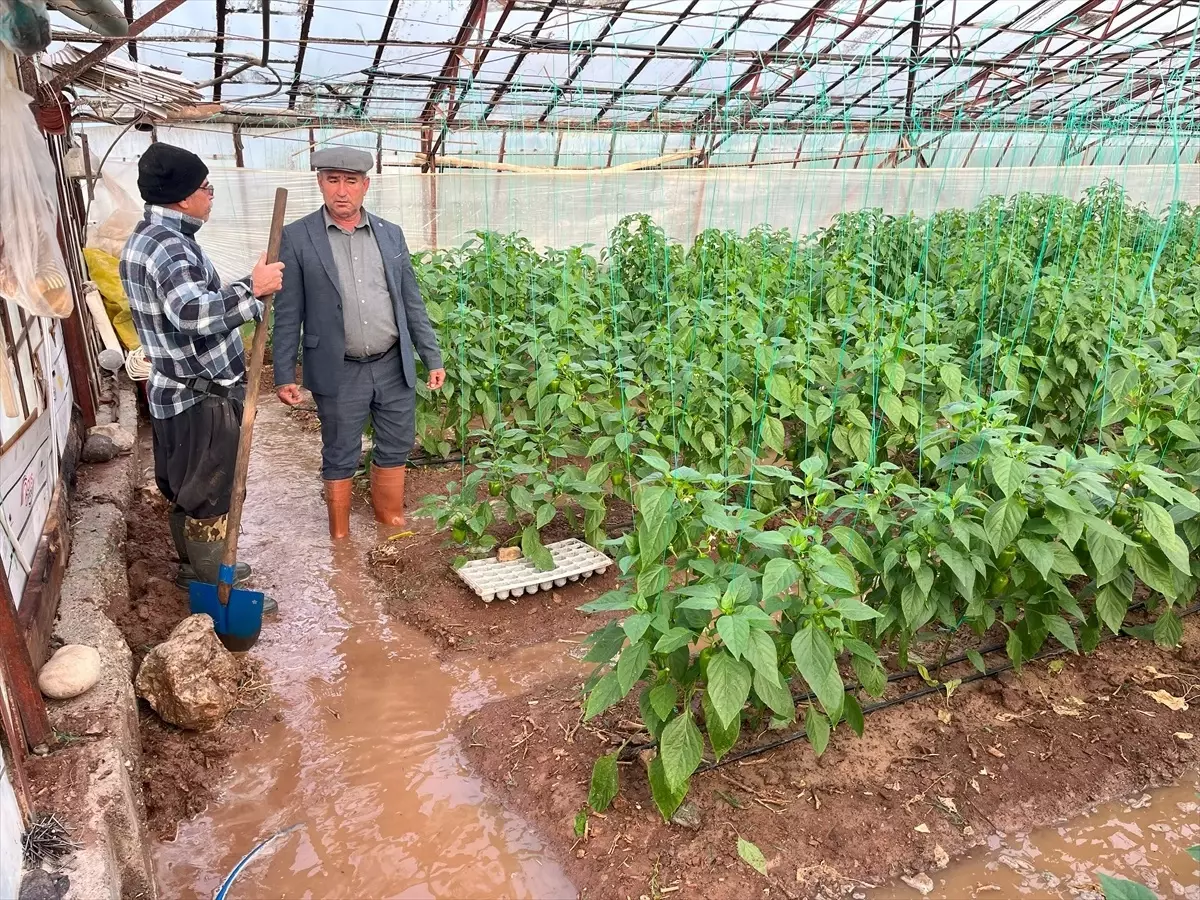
[{"xmin": 120, "ymin": 206, "xmax": 262, "ymax": 419}]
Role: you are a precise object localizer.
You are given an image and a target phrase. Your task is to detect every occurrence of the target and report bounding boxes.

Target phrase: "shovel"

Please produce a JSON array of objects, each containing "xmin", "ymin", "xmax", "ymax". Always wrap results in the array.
[{"xmin": 190, "ymin": 187, "xmax": 288, "ymax": 652}]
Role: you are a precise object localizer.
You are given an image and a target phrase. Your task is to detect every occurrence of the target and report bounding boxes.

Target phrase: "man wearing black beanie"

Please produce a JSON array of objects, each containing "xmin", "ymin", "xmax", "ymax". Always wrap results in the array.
[{"xmin": 120, "ymin": 143, "xmax": 285, "ymax": 613}]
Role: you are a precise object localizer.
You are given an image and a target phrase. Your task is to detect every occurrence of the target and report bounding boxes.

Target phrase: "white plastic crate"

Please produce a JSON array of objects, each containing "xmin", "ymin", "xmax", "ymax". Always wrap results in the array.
[{"xmin": 456, "ymin": 538, "xmax": 613, "ymax": 603}]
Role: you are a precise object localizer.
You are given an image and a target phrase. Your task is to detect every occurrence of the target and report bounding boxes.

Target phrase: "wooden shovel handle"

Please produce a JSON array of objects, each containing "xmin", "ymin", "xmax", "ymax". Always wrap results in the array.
[{"xmin": 218, "ymin": 187, "xmax": 288, "ymax": 605}]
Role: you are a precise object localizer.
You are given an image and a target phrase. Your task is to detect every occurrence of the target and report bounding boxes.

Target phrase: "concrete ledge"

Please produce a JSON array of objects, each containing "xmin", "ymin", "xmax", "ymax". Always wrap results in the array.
[{"xmin": 32, "ymin": 379, "xmax": 158, "ymax": 900}]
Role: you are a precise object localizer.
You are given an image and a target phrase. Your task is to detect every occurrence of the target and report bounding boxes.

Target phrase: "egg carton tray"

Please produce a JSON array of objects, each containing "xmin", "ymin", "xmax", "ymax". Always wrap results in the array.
[{"xmin": 457, "ymin": 538, "xmax": 613, "ymax": 603}]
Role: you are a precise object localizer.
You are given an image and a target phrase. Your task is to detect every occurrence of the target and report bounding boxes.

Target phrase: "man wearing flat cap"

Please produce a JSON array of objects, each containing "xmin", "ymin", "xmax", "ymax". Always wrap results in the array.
[
  {"xmin": 273, "ymin": 146, "xmax": 445, "ymax": 539},
  {"xmin": 121, "ymin": 143, "xmax": 284, "ymax": 610}
]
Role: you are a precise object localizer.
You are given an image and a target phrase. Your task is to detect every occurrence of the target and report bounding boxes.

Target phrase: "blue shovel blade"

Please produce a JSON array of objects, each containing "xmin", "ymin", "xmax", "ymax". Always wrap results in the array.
[{"xmin": 189, "ymin": 564, "xmax": 263, "ymax": 652}]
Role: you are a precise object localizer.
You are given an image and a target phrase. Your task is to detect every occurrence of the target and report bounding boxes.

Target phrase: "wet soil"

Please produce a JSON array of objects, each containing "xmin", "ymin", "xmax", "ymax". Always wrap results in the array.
[
  {"xmin": 111, "ymin": 476, "xmax": 278, "ymax": 840},
  {"xmin": 461, "ymin": 618, "xmax": 1200, "ymax": 899},
  {"xmin": 875, "ymin": 772, "xmax": 1200, "ymax": 898},
  {"xmin": 367, "ymin": 463, "xmax": 621, "ymax": 659}
]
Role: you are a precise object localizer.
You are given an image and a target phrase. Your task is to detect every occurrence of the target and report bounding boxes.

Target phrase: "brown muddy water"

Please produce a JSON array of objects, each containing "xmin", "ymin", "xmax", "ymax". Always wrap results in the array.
[
  {"xmin": 154, "ymin": 400, "xmax": 1198, "ymax": 899},
  {"xmin": 152, "ymin": 400, "xmax": 581, "ymax": 899},
  {"xmin": 874, "ymin": 773, "xmax": 1200, "ymax": 899}
]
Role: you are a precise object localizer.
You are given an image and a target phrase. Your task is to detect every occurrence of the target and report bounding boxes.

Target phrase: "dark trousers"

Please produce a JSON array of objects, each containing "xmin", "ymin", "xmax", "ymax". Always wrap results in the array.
[
  {"xmin": 313, "ymin": 345, "xmax": 416, "ymax": 481},
  {"xmin": 151, "ymin": 394, "xmax": 243, "ymax": 520}
]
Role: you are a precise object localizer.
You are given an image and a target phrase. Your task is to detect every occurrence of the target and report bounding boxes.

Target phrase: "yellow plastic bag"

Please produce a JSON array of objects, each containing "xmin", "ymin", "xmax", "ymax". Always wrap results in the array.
[{"xmin": 83, "ymin": 248, "xmax": 140, "ymax": 350}]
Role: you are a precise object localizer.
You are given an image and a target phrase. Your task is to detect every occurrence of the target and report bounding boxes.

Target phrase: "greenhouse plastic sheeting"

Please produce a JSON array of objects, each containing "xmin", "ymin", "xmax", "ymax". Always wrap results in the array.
[{"xmin": 94, "ymin": 163, "xmax": 1199, "ymax": 280}]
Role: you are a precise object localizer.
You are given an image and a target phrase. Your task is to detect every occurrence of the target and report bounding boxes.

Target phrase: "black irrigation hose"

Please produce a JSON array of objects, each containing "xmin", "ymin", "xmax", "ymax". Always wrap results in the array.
[
  {"xmin": 408, "ymin": 452, "xmax": 466, "ymax": 468},
  {"xmin": 696, "ymin": 601, "xmax": 1200, "ymax": 774}
]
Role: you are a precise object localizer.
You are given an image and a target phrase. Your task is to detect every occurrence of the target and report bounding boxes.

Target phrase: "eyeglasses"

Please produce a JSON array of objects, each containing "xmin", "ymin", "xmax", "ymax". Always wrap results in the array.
[{"xmin": 199, "ymin": 183, "xmax": 215, "ymax": 196}]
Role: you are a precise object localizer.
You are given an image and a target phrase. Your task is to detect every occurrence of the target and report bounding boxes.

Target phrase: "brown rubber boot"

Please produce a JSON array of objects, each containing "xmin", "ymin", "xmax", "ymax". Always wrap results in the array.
[
  {"xmin": 370, "ymin": 464, "xmax": 407, "ymax": 526},
  {"xmin": 324, "ymin": 478, "xmax": 353, "ymax": 540}
]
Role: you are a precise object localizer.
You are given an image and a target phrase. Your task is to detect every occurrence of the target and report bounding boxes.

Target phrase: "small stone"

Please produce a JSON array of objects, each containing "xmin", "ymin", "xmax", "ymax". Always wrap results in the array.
[
  {"xmin": 901, "ymin": 873, "xmax": 934, "ymax": 895},
  {"xmin": 85, "ymin": 422, "xmax": 135, "ymax": 456},
  {"xmin": 670, "ymin": 802, "xmax": 702, "ymax": 830},
  {"xmin": 18, "ymin": 869, "xmax": 70, "ymax": 900},
  {"xmin": 933, "ymin": 845, "xmax": 950, "ymax": 869},
  {"xmin": 38, "ymin": 645, "xmax": 101, "ymax": 700},
  {"xmin": 81, "ymin": 433, "xmax": 120, "ymax": 463},
  {"xmin": 135, "ymin": 614, "xmax": 239, "ymax": 731},
  {"xmin": 498, "ymin": 547, "xmax": 522, "ymax": 562}
]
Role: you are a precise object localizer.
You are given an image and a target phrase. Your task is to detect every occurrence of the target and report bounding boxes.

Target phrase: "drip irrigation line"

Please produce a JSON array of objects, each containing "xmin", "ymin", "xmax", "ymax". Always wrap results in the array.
[{"xmin": 697, "ymin": 601, "xmax": 1200, "ymax": 775}]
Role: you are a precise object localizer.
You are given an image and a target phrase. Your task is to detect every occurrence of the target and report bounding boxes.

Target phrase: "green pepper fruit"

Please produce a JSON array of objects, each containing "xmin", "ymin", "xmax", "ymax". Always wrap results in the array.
[
  {"xmin": 1111, "ymin": 508, "xmax": 1133, "ymax": 528},
  {"xmin": 997, "ymin": 548, "xmax": 1017, "ymax": 569},
  {"xmin": 488, "ymin": 481, "xmax": 503, "ymax": 497}
]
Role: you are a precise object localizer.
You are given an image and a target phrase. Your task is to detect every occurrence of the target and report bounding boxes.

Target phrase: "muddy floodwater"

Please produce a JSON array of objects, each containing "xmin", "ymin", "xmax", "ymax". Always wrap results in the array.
[
  {"xmin": 152, "ymin": 400, "xmax": 580, "ymax": 899},
  {"xmin": 153, "ymin": 399, "xmax": 1198, "ymax": 899}
]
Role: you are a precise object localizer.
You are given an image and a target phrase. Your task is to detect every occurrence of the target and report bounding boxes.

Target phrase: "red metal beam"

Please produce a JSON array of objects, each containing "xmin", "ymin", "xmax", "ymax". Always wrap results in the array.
[
  {"xmin": 358, "ymin": 0, "xmax": 402, "ymax": 116},
  {"xmin": 287, "ymin": 0, "xmax": 316, "ymax": 109},
  {"xmin": 429, "ymin": 0, "xmax": 515, "ymax": 159},
  {"xmin": 419, "ymin": 0, "xmax": 488, "ymax": 170},
  {"xmin": 50, "ymin": 0, "xmax": 187, "ymax": 91},
  {"xmin": 538, "ymin": 0, "xmax": 629, "ymax": 124},
  {"xmin": 481, "ymin": 0, "xmax": 553, "ymax": 124}
]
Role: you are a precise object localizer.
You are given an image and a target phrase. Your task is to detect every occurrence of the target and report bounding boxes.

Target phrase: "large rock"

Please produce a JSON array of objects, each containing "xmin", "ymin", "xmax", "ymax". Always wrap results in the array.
[
  {"xmin": 82, "ymin": 422, "xmax": 135, "ymax": 463},
  {"xmin": 135, "ymin": 615, "xmax": 239, "ymax": 731},
  {"xmin": 38, "ymin": 644, "xmax": 101, "ymax": 700}
]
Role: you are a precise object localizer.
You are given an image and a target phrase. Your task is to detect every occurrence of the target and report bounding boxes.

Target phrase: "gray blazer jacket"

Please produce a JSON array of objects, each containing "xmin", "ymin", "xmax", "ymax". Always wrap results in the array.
[{"xmin": 273, "ymin": 208, "xmax": 443, "ymax": 397}]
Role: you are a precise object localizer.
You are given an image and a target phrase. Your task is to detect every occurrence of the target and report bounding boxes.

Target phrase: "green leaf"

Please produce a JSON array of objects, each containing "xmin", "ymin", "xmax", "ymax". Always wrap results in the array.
[
  {"xmin": 573, "ymin": 809, "xmax": 588, "ymax": 838},
  {"xmin": 622, "ymin": 613, "xmax": 652, "ymax": 645},
  {"xmin": 843, "ymin": 693, "xmax": 865, "ymax": 737},
  {"xmin": 791, "ymin": 627, "xmax": 844, "ymax": 723},
  {"xmin": 1141, "ymin": 501, "xmax": 1191, "ymax": 575},
  {"xmin": 1097, "ymin": 873, "xmax": 1157, "ymax": 900},
  {"xmin": 706, "ymin": 652, "xmax": 752, "ymax": 729},
  {"xmin": 1141, "ymin": 470, "xmax": 1200, "ymax": 512},
  {"xmin": 744, "ymin": 629, "xmax": 781, "ymax": 684},
  {"xmin": 578, "ymin": 591, "xmax": 636, "ymax": 613},
  {"xmin": 716, "ymin": 613, "xmax": 751, "ymax": 660},
  {"xmin": 817, "ymin": 557, "xmax": 859, "ymax": 594},
  {"xmin": 936, "ymin": 542, "xmax": 976, "ymax": 600},
  {"xmin": 1018, "ymin": 538, "xmax": 1055, "ymax": 581},
  {"xmin": 1049, "ymin": 543, "xmax": 1085, "ymax": 577},
  {"xmin": 1045, "ymin": 504, "xmax": 1085, "ymax": 550},
  {"xmin": 766, "ymin": 373, "xmax": 792, "ymax": 406},
  {"xmin": 737, "ymin": 837, "xmax": 768, "ymax": 876},
  {"xmin": 660, "ymin": 712, "xmax": 703, "ymax": 791},
  {"xmin": 1087, "ymin": 529, "xmax": 1124, "ymax": 578},
  {"xmin": 647, "ymin": 755, "xmax": 687, "ymax": 821},
  {"xmin": 648, "ymin": 682, "xmax": 678, "ymax": 720},
  {"xmin": 616, "ymin": 640, "xmax": 650, "ymax": 695},
  {"xmin": 522, "ymin": 525, "xmax": 555, "ymax": 572},
  {"xmin": 984, "ymin": 497, "xmax": 1027, "ymax": 556},
  {"xmin": 654, "ymin": 627, "xmax": 695, "ymax": 654},
  {"xmin": 1153, "ymin": 609, "xmax": 1183, "ymax": 648},
  {"xmin": 966, "ymin": 649, "xmax": 986, "ymax": 674},
  {"xmin": 753, "ymin": 666, "xmax": 795, "ymax": 721},
  {"xmin": 761, "ymin": 557, "xmax": 801, "ymax": 600},
  {"xmin": 636, "ymin": 564, "xmax": 670, "ymax": 597},
  {"xmin": 990, "ymin": 456, "xmax": 1029, "ymax": 498},
  {"xmin": 831, "ymin": 525, "xmax": 876, "ymax": 568},
  {"xmin": 588, "ymin": 754, "xmax": 619, "ymax": 812},
  {"xmin": 536, "ymin": 502, "xmax": 557, "ymax": 530},
  {"xmin": 636, "ymin": 484, "xmax": 677, "ymax": 563},
  {"xmin": 583, "ymin": 620, "xmax": 626, "ymax": 663},
  {"xmin": 832, "ymin": 597, "xmax": 883, "ymax": 621},
  {"xmin": 1005, "ymin": 626, "xmax": 1024, "ymax": 672},
  {"xmin": 1096, "ymin": 584, "xmax": 1130, "ymax": 635},
  {"xmin": 1187, "ymin": 846, "xmax": 1200, "ymax": 863},
  {"xmin": 1043, "ymin": 614, "xmax": 1078, "ymax": 653},
  {"xmin": 851, "ymin": 655, "xmax": 886, "ymax": 698},
  {"xmin": 1126, "ymin": 545, "xmax": 1179, "ymax": 599},
  {"xmin": 584, "ymin": 671, "xmax": 622, "ymax": 721},
  {"xmin": 805, "ymin": 705, "xmax": 831, "ymax": 756},
  {"xmin": 1167, "ymin": 420, "xmax": 1200, "ymax": 443},
  {"xmin": 702, "ymin": 689, "xmax": 740, "ymax": 762},
  {"xmin": 761, "ymin": 415, "xmax": 786, "ymax": 455}
]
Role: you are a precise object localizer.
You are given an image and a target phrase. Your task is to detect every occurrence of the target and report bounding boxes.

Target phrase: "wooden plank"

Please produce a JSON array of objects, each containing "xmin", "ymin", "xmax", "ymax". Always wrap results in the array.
[
  {"xmin": 0, "ymin": 567, "xmax": 52, "ymax": 749},
  {"xmin": 17, "ymin": 479, "xmax": 70, "ymax": 671}
]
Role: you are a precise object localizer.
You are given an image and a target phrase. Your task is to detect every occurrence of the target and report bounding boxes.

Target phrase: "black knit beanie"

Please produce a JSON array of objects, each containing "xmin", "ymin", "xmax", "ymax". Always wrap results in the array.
[{"xmin": 137, "ymin": 143, "xmax": 209, "ymax": 205}]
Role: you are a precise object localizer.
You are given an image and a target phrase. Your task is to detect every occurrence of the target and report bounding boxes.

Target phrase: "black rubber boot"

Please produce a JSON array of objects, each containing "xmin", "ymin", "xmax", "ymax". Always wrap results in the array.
[
  {"xmin": 184, "ymin": 538, "xmax": 275, "ymax": 614},
  {"xmin": 174, "ymin": 510, "xmax": 252, "ymax": 588}
]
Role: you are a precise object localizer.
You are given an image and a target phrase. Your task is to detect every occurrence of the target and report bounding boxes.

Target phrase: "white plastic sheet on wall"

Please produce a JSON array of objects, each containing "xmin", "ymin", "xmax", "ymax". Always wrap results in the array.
[{"xmin": 92, "ymin": 162, "xmax": 1198, "ymax": 282}]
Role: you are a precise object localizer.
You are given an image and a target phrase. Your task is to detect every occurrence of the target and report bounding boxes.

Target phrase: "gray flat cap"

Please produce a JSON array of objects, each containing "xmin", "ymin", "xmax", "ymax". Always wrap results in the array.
[{"xmin": 312, "ymin": 146, "xmax": 374, "ymax": 174}]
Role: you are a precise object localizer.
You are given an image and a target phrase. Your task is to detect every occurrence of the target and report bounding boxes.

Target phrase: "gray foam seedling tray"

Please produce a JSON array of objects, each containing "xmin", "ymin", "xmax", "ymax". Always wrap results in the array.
[{"xmin": 456, "ymin": 538, "xmax": 613, "ymax": 603}]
